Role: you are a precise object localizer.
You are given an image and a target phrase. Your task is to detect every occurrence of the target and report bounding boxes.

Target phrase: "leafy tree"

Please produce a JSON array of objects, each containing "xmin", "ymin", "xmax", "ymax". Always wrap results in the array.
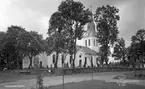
[
  {"xmin": 94, "ymin": 5, "xmax": 120, "ymax": 65},
  {"xmin": 130, "ymin": 29, "xmax": 145, "ymax": 68},
  {"xmin": 16, "ymin": 31, "xmax": 44, "ymax": 69},
  {"xmin": 0, "ymin": 32, "xmax": 6, "ymax": 69},
  {"xmin": 0, "ymin": 32, "xmax": 5, "ymax": 42},
  {"xmin": 0, "ymin": 26, "xmax": 26, "ymax": 69},
  {"xmin": 46, "ymin": 32, "xmax": 67, "ymax": 68},
  {"xmin": 112, "ymin": 38, "xmax": 127, "ymax": 67},
  {"xmin": 127, "ymin": 42, "xmax": 142, "ymax": 68},
  {"xmin": 48, "ymin": 0, "xmax": 91, "ymax": 68}
]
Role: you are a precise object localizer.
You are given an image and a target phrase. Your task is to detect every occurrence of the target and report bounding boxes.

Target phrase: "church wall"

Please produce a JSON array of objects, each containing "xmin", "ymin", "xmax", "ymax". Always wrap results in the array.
[
  {"xmin": 47, "ymin": 52, "xmax": 56, "ymax": 68},
  {"xmin": 92, "ymin": 56, "xmax": 98, "ymax": 67},
  {"xmin": 85, "ymin": 55, "xmax": 91, "ymax": 67},
  {"xmin": 22, "ymin": 51, "xmax": 100, "ymax": 69},
  {"xmin": 23, "ymin": 56, "xmax": 32, "ymax": 68},
  {"xmin": 37, "ymin": 53, "xmax": 48, "ymax": 68}
]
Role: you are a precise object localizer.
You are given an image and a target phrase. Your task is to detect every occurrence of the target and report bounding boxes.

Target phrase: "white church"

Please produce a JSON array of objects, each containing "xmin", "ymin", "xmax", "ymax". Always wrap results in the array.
[{"xmin": 23, "ymin": 18, "xmax": 101, "ymax": 68}]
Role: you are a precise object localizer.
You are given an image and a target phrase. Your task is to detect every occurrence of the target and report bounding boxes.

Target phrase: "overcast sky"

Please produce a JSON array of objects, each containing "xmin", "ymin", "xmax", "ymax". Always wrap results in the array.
[{"xmin": 0, "ymin": 0, "xmax": 144, "ymax": 47}]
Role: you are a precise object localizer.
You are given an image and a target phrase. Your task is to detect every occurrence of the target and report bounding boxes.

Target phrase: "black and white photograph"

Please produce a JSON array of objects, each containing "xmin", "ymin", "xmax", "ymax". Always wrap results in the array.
[{"xmin": 0, "ymin": 0, "xmax": 145, "ymax": 89}]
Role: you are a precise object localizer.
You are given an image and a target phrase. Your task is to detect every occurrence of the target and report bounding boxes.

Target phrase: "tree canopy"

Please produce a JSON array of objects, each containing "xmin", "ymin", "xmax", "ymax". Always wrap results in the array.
[
  {"xmin": 16, "ymin": 31, "xmax": 44, "ymax": 68},
  {"xmin": 48, "ymin": 0, "xmax": 92, "ymax": 68},
  {"xmin": 94, "ymin": 5, "xmax": 120, "ymax": 65}
]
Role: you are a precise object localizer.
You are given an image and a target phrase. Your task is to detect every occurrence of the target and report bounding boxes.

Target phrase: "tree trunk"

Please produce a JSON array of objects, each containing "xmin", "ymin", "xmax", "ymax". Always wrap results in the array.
[
  {"xmin": 91, "ymin": 56, "xmax": 93, "ymax": 68},
  {"xmin": 17, "ymin": 60, "xmax": 20, "ymax": 69},
  {"xmin": 105, "ymin": 46, "xmax": 109, "ymax": 66},
  {"xmin": 70, "ymin": 54, "xmax": 73, "ymax": 68},
  {"xmin": 16, "ymin": 56, "xmax": 20, "ymax": 69},
  {"xmin": 100, "ymin": 55, "xmax": 104, "ymax": 67},
  {"xmin": 142, "ymin": 63, "xmax": 144, "ymax": 68},
  {"xmin": 28, "ymin": 56, "xmax": 33, "ymax": 69},
  {"xmin": 122, "ymin": 55, "xmax": 125, "ymax": 67},
  {"xmin": 105, "ymin": 59, "xmax": 108, "ymax": 66},
  {"xmin": 73, "ymin": 55, "xmax": 75, "ymax": 68},
  {"xmin": 54, "ymin": 51, "xmax": 59, "ymax": 68},
  {"xmin": 6, "ymin": 54, "xmax": 9, "ymax": 69},
  {"xmin": 73, "ymin": 39, "xmax": 77, "ymax": 68}
]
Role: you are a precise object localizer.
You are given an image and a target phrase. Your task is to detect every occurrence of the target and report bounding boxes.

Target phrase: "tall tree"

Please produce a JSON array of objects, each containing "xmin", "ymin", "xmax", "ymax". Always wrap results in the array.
[
  {"xmin": 112, "ymin": 38, "xmax": 127, "ymax": 67},
  {"xmin": 127, "ymin": 42, "xmax": 141, "ymax": 68},
  {"xmin": 130, "ymin": 29, "xmax": 145, "ymax": 68},
  {"xmin": 94, "ymin": 5, "xmax": 120, "ymax": 65},
  {"xmin": 16, "ymin": 31, "xmax": 44, "ymax": 69},
  {"xmin": 48, "ymin": 0, "xmax": 91, "ymax": 68},
  {"xmin": 46, "ymin": 32, "xmax": 67, "ymax": 68},
  {"xmin": 0, "ymin": 32, "xmax": 6, "ymax": 69},
  {"xmin": 0, "ymin": 26, "xmax": 26, "ymax": 69},
  {"xmin": 0, "ymin": 32, "xmax": 5, "ymax": 42}
]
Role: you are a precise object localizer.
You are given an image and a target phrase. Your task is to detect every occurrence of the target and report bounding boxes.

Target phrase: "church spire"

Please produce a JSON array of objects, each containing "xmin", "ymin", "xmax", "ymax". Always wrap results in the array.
[
  {"xmin": 89, "ymin": 6, "xmax": 93, "ymax": 21},
  {"xmin": 83, "ymin": 6, "xmax": 97, "ymax": 38}
]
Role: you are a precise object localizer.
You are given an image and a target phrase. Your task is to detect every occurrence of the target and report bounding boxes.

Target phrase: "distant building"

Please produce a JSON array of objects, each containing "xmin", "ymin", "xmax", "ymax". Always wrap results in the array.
[{"xmin": 23, "ymin": 16, "xmax": 100, "ymax": 68}]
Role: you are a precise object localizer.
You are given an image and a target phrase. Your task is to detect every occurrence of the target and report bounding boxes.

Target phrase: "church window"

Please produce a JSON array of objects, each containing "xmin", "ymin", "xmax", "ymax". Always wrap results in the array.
[
  {"xmin": 88, "ymin": 39, "xmax": 90, "ymax": 46},
  {"xmin": 85, "ymin": 40, "xmax": 87, "ymax": 46}
]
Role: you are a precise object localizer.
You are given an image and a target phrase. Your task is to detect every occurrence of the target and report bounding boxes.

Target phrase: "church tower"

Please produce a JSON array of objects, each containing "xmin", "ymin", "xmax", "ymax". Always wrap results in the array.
[{"xmin": 83, "ymin": 15, "xmax": 99, "ymax": 52}]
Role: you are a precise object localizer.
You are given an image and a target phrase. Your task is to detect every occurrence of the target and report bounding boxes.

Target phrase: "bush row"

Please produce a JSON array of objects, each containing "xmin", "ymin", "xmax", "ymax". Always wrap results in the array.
[{"xmin": 49, "ymin": 67, "xmax": 144, "ymax": 75}]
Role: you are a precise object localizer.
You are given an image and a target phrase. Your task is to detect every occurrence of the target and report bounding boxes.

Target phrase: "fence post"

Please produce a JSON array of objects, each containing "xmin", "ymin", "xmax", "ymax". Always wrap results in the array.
[
  {"xmin": 92, "ymin": 68, "xmax": 93, "ymax": 80},
  {"xmin": 62, "ymin": 63, "xmax": 65, "ymax": 89}
]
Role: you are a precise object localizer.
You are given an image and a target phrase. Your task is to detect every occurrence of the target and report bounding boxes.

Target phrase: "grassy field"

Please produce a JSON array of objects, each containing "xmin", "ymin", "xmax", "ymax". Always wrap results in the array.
[
  {"xmin": 47, "ymin": 80, "xmax": 145, "ymax": 89},
  {"xmin": 0, "ymin": 69, "xmax": 51, "ymax": 83},
  {"xmin": 0, "ymin": 72, "xmax": 36, "ymax": 83},
  {"xmin": 114, "ymin": 72, "xmax": 145, "ymax": 80}
]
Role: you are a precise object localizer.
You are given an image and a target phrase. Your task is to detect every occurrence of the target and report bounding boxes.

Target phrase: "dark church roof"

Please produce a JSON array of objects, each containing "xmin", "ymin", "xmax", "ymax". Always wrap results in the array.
[
  {"xmin": 76, "ymin": 45, "xmax": 99, "ymax": 56},
  {"xmin": 83, "ymin": 17, "xmax": 97, "ymax": 38}
]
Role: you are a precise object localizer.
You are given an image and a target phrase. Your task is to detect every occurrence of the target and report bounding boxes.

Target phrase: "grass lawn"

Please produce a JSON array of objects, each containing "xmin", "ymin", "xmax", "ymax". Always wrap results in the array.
[
  {"xmin": 0, "ymin": 69, "xmax": 51, "ymax": 83},
  {"xmin": 114, "ymin": 72, "xmax": 145, "ymax": 80},
  {"xmin": 0, "ymin": 72, "xmax": 36, "ymax": 83},
  {"xmin": 47, "ymin": 80, "xmax": 145, "ymax": 89}
]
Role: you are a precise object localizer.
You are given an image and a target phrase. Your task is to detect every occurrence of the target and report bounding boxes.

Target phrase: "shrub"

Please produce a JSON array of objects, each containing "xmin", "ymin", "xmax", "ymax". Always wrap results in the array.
[{"xmin": 36, "ymin": 73, "xmax": 44, "ymax": 89}]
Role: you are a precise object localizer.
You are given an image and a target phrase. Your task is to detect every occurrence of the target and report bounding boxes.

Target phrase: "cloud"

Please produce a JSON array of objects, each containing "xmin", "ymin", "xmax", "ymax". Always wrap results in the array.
[
  {"xmin": 116, "ymin": 0, "xmax": 144, "ymax": 46},
  {"xmin": 0, "ymin": 0, "xmax": 144, "ymax": 42},
  {"xmin": 0, "ymin": 0, "xmax": 58, "ymax": 39},
  {"xmin": 37, "ymin": 16, "xmax": 50, "ymax": 39},
  {"xmin": 0, "ymin": 0, "xmax": 15, "ymax": 31}
]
